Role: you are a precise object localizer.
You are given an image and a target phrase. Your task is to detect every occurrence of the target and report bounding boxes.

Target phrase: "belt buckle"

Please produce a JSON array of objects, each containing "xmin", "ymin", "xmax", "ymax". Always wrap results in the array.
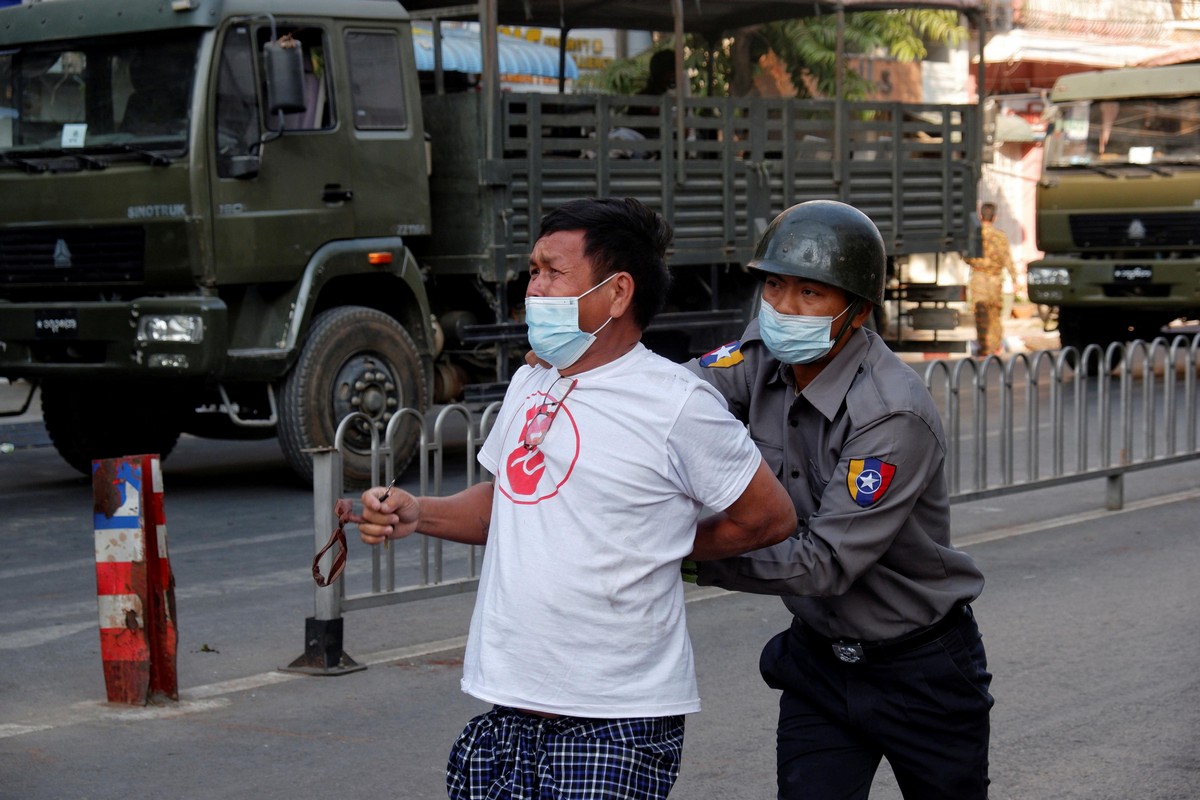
[{"xmin": 831, "ymin": 642, "xmax": 865, "ymax": 663}]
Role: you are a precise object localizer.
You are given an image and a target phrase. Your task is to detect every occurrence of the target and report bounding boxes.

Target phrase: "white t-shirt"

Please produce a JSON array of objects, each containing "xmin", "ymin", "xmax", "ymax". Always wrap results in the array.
[{"xmin": 465, "ymin": 343, "xmax": 761, "ymax": 718}]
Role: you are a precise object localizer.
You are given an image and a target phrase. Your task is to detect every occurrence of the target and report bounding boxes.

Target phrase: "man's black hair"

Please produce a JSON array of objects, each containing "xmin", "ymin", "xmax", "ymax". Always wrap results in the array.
[
  {"xmin": 644, "ymin": 50, "xmax": 676, "ymax": 94},
  {"xmin": 536, "ymin": 197, "xmax": 673, "ymax": 330}
]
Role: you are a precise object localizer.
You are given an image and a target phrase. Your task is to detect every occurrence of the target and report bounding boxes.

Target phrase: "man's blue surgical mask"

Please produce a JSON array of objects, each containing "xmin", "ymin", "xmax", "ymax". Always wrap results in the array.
[
  {"xmin": 757, "ymin": 299, "xmax": 850, "ymax": 365},
  {"xmin": 525, "ymin": 273, "xmax": 617, "ymax": 370}
]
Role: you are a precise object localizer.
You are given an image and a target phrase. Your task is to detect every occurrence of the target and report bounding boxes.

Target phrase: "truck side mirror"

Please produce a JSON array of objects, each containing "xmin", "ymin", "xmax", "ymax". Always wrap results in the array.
[{"xmin": 263, "ymin": 39, "xmax": 306, "ymax": 115}]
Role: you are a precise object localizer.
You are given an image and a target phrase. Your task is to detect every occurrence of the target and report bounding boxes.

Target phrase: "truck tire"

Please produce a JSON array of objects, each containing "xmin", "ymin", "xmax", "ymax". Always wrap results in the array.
[
  {"xmin": 278, "ymin": 306, "xmax": 427, "ymax": 488},
  {"xmin": 40, "ymin": 380, "xmax": 182, "ymax": 476},
  {"xmin": 1058, "ymin": 308, "xmax": 1126, "ymax": 375}
]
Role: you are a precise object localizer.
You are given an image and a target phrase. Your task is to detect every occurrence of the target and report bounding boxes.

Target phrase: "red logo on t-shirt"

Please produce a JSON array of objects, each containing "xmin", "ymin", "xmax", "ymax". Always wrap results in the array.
[{"xmin": 500, "ymin": 390, "xmax": 580, "ymax": 504}]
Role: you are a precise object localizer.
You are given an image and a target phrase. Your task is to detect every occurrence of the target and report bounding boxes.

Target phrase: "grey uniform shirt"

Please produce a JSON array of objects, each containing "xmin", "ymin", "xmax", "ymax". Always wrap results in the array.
[{"xmin": 687, "ymin": 322, "xmax": 984, "ymax": 641}]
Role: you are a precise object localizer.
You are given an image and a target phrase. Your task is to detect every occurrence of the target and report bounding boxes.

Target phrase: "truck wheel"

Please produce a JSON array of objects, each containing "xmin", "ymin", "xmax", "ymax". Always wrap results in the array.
[
  {"xmin": 40, "ymin": 381, "xmax": 182, "ymax": 476},
  {"xmin": 278, "ymin": 306, "xmax": 427, "ymax": 488},
  {"xmin": 1058, "ymin": 308, "xmax": 1125, "ymax": 375}
]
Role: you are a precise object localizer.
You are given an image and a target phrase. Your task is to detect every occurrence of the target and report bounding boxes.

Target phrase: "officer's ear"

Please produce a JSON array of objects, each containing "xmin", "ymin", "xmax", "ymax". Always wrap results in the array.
[{"xmin": 850, "ymin": 300, "xmax": 873, "ymax": 330}]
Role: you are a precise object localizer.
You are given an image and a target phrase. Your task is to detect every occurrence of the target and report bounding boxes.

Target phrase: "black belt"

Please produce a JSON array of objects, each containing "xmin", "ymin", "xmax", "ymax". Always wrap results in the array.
[{"xmin": 805, "ymin": 606, "xmax": 969, "ymax": 664}]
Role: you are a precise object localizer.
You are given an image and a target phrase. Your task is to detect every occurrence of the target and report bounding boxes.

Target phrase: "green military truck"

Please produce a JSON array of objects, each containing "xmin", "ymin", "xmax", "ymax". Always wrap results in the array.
[
  {"xmin": 1028, "ymin": 64, "xmax": 1200, "ymax": 355},
  {"xmin": 0, "ymin": 0, "xmax": 982, "ymax": 484}
]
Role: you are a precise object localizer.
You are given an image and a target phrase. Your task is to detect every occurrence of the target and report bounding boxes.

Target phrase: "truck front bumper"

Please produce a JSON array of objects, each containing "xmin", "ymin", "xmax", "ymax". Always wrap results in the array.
[
  {"xmin": 0, "ymin": 296, "xmax": 227, "ymax": 380},
  {"xmin": 1027, "ymin": 256, "xmax": 1200, "ymax": 312}
]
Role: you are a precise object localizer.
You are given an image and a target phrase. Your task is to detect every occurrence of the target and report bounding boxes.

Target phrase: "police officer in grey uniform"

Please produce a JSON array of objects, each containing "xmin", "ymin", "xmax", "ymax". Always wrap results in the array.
[{"xmin": 686, "ymin": 200, "xmax": 993, "ymax": 800}]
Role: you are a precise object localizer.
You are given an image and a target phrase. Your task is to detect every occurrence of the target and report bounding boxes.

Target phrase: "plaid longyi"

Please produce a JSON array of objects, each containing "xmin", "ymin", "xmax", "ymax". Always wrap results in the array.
[{"xmin": 446, "ymin": 705, "xmax": 685, "ymax": 800}]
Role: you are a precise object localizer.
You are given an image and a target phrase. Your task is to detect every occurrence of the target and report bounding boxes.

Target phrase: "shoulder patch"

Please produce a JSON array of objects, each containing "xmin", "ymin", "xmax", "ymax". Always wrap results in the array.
[
  {"xmin": 699, "ymin": 340, "xmax": 744, "ymax": 369},
  {"xmin": 846, "ymin": 458, "xmax": 896, "ymax": 507}
]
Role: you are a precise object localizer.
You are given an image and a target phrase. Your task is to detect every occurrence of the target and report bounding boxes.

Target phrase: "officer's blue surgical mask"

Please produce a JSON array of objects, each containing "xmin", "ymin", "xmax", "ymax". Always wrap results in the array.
[
  {"xmin": 757, "ymin": 298, "xmax": 851, "ymax": 365},
  {"xmin": 525, "ymin": 273, "xmax": 617, "ymax": 370}
]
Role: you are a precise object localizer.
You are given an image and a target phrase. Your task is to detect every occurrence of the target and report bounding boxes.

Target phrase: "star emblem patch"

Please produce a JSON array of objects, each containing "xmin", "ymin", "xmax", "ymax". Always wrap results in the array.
[
  {"xmin": 846, "ymin": 458, "xmax": 896, "ymax": 507},
  {"xmin": 699, "ymin": 340, "xmax": 743, "ymax": 368}
]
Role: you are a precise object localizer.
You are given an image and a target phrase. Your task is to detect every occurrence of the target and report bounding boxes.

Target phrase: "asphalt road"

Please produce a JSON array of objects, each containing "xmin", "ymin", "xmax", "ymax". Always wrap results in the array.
[{"xmin": 1, "ymin": 423, "xmax": 1198, "ymax": 799}]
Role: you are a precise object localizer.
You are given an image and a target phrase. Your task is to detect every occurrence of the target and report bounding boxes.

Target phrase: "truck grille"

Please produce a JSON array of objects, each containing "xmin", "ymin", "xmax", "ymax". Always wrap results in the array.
[
  {"xmin": 1069, "ymin": 212, "xmax": 1200, "ymax": 249},
  {"xmin": 0, "ymin": 227, "xmax": 145, "ymax": 284}
]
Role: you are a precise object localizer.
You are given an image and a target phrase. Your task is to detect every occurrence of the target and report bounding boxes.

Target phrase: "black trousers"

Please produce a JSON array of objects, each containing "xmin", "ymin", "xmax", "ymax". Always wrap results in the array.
[{"xmin": 759, "ymin": 607, "xmax": 993, "ymax": 800}]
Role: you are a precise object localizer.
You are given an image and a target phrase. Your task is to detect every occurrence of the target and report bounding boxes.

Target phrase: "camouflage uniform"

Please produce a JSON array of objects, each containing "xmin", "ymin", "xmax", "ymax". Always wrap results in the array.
[{"xmin": 966, "ymin": 222, "xmax": 1018, "ymax": 356}]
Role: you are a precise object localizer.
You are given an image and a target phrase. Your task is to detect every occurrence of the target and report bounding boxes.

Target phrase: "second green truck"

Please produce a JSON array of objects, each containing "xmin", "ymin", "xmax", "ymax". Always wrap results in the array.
[{"xmin": 1029, "ymin": 64, "xmax": 1200, "ymax": 355}]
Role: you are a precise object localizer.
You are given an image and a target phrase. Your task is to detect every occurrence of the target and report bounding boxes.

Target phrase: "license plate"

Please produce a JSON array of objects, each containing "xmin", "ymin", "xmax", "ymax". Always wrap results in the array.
[
  {"xmin": 34, "ymin": 310, "xmax": 79, "ymax": 339},
  {"xmin": 1113, "ymin": 266, "xmax": 1153, "ymax": 282}
]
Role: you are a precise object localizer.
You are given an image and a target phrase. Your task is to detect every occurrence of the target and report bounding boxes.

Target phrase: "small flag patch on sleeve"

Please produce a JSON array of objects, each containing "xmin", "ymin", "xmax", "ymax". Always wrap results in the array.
[
  {"xmin": 846, "ymin": 458, "xmax": 896, "ymax": 507},
  {"xmin": 699, "ymin": 341, "xmax": 744, "ymax": 368}
]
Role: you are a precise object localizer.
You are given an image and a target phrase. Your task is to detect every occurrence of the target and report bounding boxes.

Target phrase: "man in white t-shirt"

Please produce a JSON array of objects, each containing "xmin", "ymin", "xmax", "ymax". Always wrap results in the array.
[{"xmin": 356, "ymin": 197, "xmax": 797, "ymax": 800}]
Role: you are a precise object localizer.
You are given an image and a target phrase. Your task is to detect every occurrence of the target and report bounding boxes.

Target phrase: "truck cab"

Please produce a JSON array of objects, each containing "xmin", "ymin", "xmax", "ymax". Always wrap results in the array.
[
  {"xmin": 0, "ymin": 0, "xmax": 435, "ymax": 484},
  {"xmin": 1028, "ymin": 64, "xmax": 1200, "ymax": 354}
]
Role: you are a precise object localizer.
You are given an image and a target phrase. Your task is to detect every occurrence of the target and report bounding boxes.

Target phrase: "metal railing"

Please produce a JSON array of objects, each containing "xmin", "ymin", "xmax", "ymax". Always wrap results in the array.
[
  {"xmin": 925, "ymin": 335, "xmax": 1199, "ymax": 509},
  {"xmin": 307, "ymin": 402, "xmax": 500, "ymax": 628},
  {"xmin": 306, "ymin": 335, "xmax": 1199, "ymax": 633}
]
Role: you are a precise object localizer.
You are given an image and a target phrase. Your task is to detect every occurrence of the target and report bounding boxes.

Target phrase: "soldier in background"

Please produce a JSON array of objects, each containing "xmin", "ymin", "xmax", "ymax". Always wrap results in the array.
[{"xmin": 966, "ymin": 202, "xmax": 1021, "ymax": 357}]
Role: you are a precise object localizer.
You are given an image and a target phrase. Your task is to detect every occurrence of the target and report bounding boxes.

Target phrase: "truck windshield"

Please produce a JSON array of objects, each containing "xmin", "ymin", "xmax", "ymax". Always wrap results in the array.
[
  {"xmin": 0, "ymin": 33, "xmax": 200, "ymax": 156},
  {"xmin": 1044, "ymin": 98, "xmax": 1200, "ymax": 168}
]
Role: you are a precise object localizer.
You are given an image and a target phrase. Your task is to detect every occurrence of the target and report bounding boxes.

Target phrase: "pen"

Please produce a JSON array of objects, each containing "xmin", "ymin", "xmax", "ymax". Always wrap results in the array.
[{"xmin": 376, "ymin": 474, "xmax": 401, "ymax": 550}]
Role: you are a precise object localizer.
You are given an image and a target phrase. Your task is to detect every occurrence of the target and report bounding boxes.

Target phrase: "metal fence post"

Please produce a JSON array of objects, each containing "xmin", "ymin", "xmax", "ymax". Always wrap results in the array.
[
  {"xmin": 282, "ymin": 445, "xmax": 364, "ymax": 676},
  {"xmin": 1105, "ymin": 473, "xmax": 1125, "ymax": 511}
]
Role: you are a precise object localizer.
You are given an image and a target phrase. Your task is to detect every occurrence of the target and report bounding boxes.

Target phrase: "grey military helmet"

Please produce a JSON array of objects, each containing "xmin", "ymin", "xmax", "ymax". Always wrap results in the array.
[{"xmin": 747, "ymin": 200, "xmax": 886, "ymax": 306}]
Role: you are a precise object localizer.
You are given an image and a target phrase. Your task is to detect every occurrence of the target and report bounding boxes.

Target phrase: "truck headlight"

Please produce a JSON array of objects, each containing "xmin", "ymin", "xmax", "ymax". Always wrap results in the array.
[
  {"xmin": 137, "ymin": 314, "xmax": 204, "ymax": 344},
  {"xmin": 1027, "ymin": 267, "xmax": 1070, "ymax": 286}
]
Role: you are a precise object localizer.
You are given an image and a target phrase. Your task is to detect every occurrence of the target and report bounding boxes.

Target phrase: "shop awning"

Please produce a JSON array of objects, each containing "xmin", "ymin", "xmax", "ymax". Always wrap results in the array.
[
  {"xmin": 1135, "ymin": 41, "xmax": 1200, "ymax": 67},
  {"xmin": 979, "ymin": 28, "xmax": 1177, "ymax": 92},
  {"xmin": 994, "ymin": 113, "xmax": 1039, "ymax": 143},
  {"xmin": 983, "ymin": 29, "xmax": 1169, "ymax": 70},
  {"xmin": 412, "ymin": 25, "xmax": 578, "ymax": 79}
]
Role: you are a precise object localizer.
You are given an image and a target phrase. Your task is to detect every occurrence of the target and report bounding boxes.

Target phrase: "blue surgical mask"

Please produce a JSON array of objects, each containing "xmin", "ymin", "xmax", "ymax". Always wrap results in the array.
[
  {"xmin": 757, "ymin": 299, "xmax": 850, "ymax": 365},
  {"xmin": 525, "ymin": 273, "xmax": 617, "ymax": 370}
]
